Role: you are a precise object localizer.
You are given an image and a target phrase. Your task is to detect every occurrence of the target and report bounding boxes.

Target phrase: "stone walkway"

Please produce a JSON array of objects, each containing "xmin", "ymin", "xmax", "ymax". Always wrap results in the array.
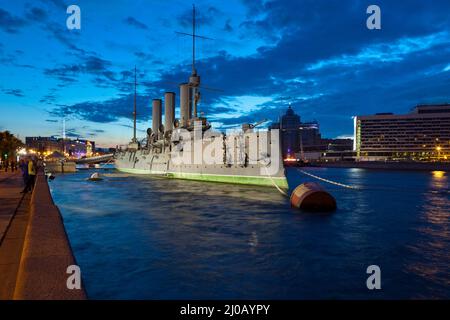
[
  {"xmin": 0, "ymin": 171, "xmax": 31, "ymax": 299},
  {"xmin": 0, "ymin": 171, "xmax": 24, "ymax": 243},
  {"xmin": 0, "ymin": 170, "xmax": 86, "ymax": 299}
]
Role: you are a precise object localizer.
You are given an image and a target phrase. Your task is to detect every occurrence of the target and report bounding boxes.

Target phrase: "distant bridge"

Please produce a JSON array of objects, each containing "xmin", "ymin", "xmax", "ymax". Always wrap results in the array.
[{"xmin": 75, "ymin": 153, "xmax": 115, "ymax": 164}]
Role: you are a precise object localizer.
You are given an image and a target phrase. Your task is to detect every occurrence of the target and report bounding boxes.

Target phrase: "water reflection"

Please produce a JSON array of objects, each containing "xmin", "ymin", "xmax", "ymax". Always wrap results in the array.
[
  {"xmin": 405, "ymin": 170, "xmax": 450, "ymax": 298},
  {"xmin": 431, "ymin": 170, "xmax": 446, "ymax": 179},
  {"xmin": 49, "ymin": 168, "xmax": 450, "ymax": 299}
]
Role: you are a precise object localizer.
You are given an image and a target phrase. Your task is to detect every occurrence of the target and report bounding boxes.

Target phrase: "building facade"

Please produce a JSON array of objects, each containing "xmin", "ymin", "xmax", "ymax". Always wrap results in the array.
[
  {"xmin": 25, "ymin": 136, "xmax": 62, "ymax": 154},
  {"xmin": 25, "ymin": 136, "xmax": 95, "ymax": 158},
  {"xmin": 271, "ymin": 106, "xmax": 322, "ymax": 158},
  {"xmin": 280, "ymin": 106, "xmax": 301, "ymax": 158},
  {"xmin": 354, "ymin": 104, "xmax": 450, "ymax": 161}
]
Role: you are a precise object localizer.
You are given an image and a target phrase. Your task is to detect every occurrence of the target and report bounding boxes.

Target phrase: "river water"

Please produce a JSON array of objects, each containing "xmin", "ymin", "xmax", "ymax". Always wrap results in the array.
[{"xmin": 49, "ymin": 167, "xmax": 450, "ymax": 299}]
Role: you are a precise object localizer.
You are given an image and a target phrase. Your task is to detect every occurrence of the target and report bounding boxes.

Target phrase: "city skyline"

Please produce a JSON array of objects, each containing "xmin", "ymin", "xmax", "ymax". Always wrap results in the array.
[{"xmin": 1, "ymin": 0, "xmax": 450, "ymax": 147}]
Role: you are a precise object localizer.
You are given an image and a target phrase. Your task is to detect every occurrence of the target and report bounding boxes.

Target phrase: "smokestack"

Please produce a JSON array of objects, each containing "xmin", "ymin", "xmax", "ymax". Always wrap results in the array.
[
  {"xmin": 152, "ymin": 99, "xmax": 162, "ymax": 136},
  {"xmin": 164, "ymin": 92, "xmax": 175, "ymax": 132},
  {"xmin": 180, "ymin": 83, "xmax": 190, "ymax": 127}
]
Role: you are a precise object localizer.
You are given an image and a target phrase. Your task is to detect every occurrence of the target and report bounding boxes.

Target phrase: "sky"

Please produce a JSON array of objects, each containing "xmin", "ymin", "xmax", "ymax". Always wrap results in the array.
[{"xmin": 0, "ymin": 0, "xmax": 449, "ymax": 147}]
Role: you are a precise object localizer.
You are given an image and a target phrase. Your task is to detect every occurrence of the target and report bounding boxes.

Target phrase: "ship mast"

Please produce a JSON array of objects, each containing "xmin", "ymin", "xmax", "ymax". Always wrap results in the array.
[
  {"xmin": 175, "ymin": 5, "xmax": 215, "ymax": 118},
  {"xmin": 192, "ymin": 4, "xmax": 196, "ymax": 75},
  {"xmin": 132, "ymin": 66, "xmax": 137, "ymax": 143}
]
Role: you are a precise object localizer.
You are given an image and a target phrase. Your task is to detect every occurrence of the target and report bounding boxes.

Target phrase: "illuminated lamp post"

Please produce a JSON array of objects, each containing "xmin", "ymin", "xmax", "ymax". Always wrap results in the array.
[{"xmin": 436, "ymin": 146, "xmax": 442, "ymax": 161}]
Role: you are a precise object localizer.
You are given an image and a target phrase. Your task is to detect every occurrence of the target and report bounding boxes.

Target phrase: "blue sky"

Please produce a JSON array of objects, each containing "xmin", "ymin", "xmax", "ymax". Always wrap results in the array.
[{"xmin": 0, "ymin": 0, "xmax": 449, "ymax": 147}]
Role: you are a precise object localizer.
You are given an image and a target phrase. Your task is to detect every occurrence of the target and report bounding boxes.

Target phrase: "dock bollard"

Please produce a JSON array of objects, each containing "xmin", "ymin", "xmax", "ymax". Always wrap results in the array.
[{"xmin": 290, "ymin": 182, "xmax": 336, "ymax": 212}]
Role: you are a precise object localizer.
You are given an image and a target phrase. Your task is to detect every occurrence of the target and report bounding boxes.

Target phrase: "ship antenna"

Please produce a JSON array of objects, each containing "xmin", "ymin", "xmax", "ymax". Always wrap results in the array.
[
  {"xmin": 192, "ymin": 4, "xmax": 196, "ymax": 75},
  {"xmin": 133, "ymin": 66, "xmax": 137, "ymax": 142},
  {"xmin": 175, "ymin": 4, "xmax": 213, "ymax": 76}
]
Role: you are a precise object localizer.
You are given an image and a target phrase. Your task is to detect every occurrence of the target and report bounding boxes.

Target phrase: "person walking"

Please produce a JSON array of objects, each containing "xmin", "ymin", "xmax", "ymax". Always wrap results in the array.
[
  {"xmin": 19, "ymin": 158, "xmax": 29, "ymax": 186},
  {"xmin": 4, "ymin": 160, "xmax": 8, "ymax": 172},
  {"xmin": 21, "ymin": 158, "xmax": 36, "ymax": 193}
]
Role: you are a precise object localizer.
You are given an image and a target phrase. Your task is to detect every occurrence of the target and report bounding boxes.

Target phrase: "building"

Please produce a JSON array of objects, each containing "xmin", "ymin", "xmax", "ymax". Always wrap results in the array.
[
  {"xmin": 25, "ymin": 136, "xmax": 61, "ymax": 154},
  {"xmin": 64, "ymin": 139, "xmax": 95, "ymax": 158},
  {"xmin": 271, "ymin": 106, "xmax": 322, "ymax": 158},
  {"xmin": 299, "ymin": 121, "xmax": 322, "ymax": 149},
  {"xmin": 279, "ymin": 106, "xmax": 300, "ymax": 158},
  {"xmin": 354, "ymin": 104, "xmax": 450, "ymax": 161},
  {"xmin": 25, "ymin": 136, "xmax": 95, "ymax": 158}
]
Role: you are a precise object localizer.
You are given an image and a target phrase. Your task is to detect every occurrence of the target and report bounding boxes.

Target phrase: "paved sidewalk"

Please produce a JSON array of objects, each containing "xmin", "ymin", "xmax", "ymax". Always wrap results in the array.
[
  {"xmin": 0, "ymin": 171, "xmax": 31, "ymax": 299},
  {"xmin": 0, "ymin": 172, "xmax": 24, "ymax": 242}
]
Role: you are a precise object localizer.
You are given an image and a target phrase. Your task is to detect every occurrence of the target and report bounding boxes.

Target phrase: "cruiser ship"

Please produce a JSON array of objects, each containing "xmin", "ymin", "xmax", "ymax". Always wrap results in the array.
[{"xmin": 114, "ymin": 6, "xmax": 288, "ymax": 190}]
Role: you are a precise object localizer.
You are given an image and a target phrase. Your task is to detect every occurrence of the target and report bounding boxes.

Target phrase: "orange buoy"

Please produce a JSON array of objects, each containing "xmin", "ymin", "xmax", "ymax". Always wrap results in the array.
[{"xmin": 290, "ymin": 182, "xmax": 336, "ymax": 212}]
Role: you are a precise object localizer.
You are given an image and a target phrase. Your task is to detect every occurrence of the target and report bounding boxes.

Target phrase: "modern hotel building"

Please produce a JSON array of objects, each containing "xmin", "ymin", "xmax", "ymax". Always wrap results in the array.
[{"xmin": 354, "ymin": 104, "xmax": 450, "ymax": 161}]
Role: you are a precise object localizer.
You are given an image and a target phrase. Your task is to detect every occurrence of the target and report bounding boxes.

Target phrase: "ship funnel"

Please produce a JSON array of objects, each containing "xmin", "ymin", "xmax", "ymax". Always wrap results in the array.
[
  {"xmin": 152, "ymin": 99, "xmax": 162, "ymax": 137},
  {"xmin": 180, "ymin": 83, "xmax": 190, "ymax": 127},
  {"xmin": 164, "ymin": 92, "xmax": 175, "ymax": 132}
]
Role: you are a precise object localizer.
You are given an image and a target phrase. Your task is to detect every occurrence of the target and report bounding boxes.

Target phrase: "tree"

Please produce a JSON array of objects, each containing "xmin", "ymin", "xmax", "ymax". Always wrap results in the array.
[{"xmin": 0, "ymin": 131, "xmax": 24, "ymax": 161}]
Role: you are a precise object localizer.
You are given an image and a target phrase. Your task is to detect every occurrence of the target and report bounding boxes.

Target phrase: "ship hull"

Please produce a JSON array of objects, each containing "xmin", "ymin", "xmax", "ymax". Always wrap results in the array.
[
  {"xmin": 116, "ymin": 166, "xmax": 288, "ymax": 189},
  {"xmin": 115, "ymin": 152, "xmax": 288, "ymax": 189}
]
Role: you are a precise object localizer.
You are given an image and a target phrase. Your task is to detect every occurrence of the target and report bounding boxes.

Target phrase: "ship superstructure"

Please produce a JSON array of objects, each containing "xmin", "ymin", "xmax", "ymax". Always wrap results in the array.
[{"xmin": 114, "ymin": 6, "xmax": 288, "ymax": 190}]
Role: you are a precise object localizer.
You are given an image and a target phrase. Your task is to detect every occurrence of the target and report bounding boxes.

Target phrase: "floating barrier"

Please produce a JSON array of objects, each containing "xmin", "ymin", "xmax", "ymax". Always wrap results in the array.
[
  {"xmin": 87, "ymin": 172, "xmax": 103, "ymax": 181},
  {"xmin": 290, "ymin": 182, "xmax": 336, "ymax": 212},
  {"xmin": 45, "ymin": 172, "xmax": 55, "ymax": 180}
]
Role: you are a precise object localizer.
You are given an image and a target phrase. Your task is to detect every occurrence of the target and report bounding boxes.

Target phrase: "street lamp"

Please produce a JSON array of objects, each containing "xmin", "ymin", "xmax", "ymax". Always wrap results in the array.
[{"xmin": 436, "ymin": 146, "xmax": 442, "ymax": 161}]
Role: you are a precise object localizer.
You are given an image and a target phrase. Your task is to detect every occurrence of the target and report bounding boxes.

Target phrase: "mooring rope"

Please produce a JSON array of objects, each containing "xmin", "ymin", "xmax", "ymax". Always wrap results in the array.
[
  {"xmin": 97, "ymin": 158, "xmax": 114, "ymax": 169},
  {"xmin": 297, "ymin": 169, "xmax": 361, "ymax": 190},
  {"xmin": 264, "ymin": 166, "xmax": 289, "ymax": 197}
]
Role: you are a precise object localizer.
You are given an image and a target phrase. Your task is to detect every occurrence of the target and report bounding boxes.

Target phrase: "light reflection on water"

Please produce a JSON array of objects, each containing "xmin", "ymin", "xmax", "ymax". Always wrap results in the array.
[
  {"xmin": 405, "ymin": 171, "xmax": 450, "ymax": 298},
  {"xmin": 49, "ymin": 167, "xmax": 450, "ymax": 299}
]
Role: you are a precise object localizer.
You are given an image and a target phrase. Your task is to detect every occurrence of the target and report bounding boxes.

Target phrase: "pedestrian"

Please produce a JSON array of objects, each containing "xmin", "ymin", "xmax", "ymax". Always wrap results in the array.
[
  {"xmin": 4, "ymin": 160, "xmax": 8, "ymax": 172},
  {"xmin": 21, "ymin": 158, "xmax": 36, "ymax": 193},
  {"xmin": 11, "ymin": 160, "xmax": 15, "ymax": 172},
  {"xmin": 19, "ymin": 158, "xmax": 28, "ymax": 186}
]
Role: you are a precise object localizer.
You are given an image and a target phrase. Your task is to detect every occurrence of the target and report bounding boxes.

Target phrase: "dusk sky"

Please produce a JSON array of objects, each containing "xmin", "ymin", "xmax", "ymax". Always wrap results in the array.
[{"xmin": 1, "ymin": 0, "xmax": 449, "ymax": 147}]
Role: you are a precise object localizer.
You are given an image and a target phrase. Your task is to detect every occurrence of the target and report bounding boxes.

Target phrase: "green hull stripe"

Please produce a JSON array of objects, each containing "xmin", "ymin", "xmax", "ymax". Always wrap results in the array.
[{"xmin": 116, "ymin": 167, "xmax": 288, "ymax": 189}]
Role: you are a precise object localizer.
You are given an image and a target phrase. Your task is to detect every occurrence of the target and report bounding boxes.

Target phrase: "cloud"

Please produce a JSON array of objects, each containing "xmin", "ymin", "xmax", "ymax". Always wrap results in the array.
[
  {"xmin": 223, "ymin": 19, "xmax": 233, "ymax": 32},
  {"xmin": 123, "ymin": 17, "xmax": 148, "ymax": 30},
  {"xmin": 40, "ymin": 93, "xmax": 58, "ymax": 104},
  {"xmin": 2, "ymin": 88, "xmax": 25, "ymax": 97},
  {"xmin": 64, "ymin": 128, "xmax": 82, "ymax": 138},
  {"xmin": 44, "ymin": 55, "xmax": 116, "ymax": 85},
  {"xmin": 119, "ymin": 124, "xmax": 147, "ymax": 133},
  {"xmin": 177, "ymin": 6, "xmax": 220, "ymax": 28},
  {"xmin": 134, "ymin": 51, "xmax": 153, "ymax": 60},
  {"xmin": 39, "ymin": 0, "xmax": 68, "ymax": 10},
  {"xmin": 84, "ymin": 129, "xmax": 106, "ymax": 137},
  {"xmin": 0, "ymin": 9, "xmax": 26, "ymax": 33},
  {"xmin": 42, "ymin": 21, "xmax": 93, "ymax": 58},
  {"xmin": 32, "ymin": 0, "xmax": 450, "ymax": 138},
  {"xmin": 25, "ymin": 7, "xmax": 48, "ymax": 22},
  {"xmin": 307, "ymin": 32, "xmax": 450, "ymax": 71},
  {"xmin": 49, "ymin": 94, "xmax": 155, "ymax": 123},
  {"xmin": 0, "ymin": 41, "xmax": 36, "ymax": 69}
]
